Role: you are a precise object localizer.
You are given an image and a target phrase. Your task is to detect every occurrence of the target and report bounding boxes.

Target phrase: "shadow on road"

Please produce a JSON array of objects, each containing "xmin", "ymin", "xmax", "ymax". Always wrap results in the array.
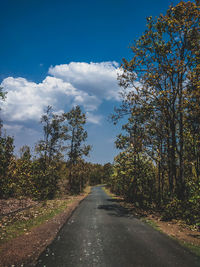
[
  {"xmin": 106, "ymin": 198, "xmax": 122, "ymax": 203},
  {"xmin": 98, "ymin": 203, "xmax": 133, "ymax": 218},
  {"xmin": 98, "ymin": 199, "xmax": 146, "ymax": 219}
]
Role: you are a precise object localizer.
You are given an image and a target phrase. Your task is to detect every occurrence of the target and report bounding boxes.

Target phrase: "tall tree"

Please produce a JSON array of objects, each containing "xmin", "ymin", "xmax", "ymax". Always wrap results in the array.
[
  {"xmin": 62, "ymin": 106, "xmax": 91, "ymax": 164},
  {"xmin": 114, "ymin": 1, "xmax": 200, "ymax": 201},
  {"xmin": 35, "ymin": 106, "xmax": 63, "ymax": 199},
  {"xmin": 62, "ymin": 105, "xmax": 91, "ymax": 191},
  {"xmin": 36, "ymin": 106, "xmax": 63, "ymax": 165}
]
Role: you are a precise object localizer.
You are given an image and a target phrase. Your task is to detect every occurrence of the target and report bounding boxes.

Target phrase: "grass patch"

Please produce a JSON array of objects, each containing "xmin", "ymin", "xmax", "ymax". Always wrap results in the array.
[
  {"xmin": 180, "ymin": 241, "xmax": 200, "ymax": 258},
  {"xmin": 0, "ymin": 186, "xmax": 91, "ymax": 246},
  {"xmin": 102, "ymin": 186, "xmax": 119, "ymax": 199},
  {"xmin": 0, "ymin": 199, "xmax": 71, "ymax": 245},
  {"xmin": 142, "ymin": 218, "xmax": 161, "ymax": 231}
]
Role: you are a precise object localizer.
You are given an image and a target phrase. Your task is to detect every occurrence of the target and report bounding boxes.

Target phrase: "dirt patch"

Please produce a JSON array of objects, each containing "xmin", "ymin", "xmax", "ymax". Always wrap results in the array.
[
  {"xmin": 0, "ymin": 193, "xmax": 89, "ymax": 267},
  {"xmin": 147, "ymin": 214, "xmax": 200, "ymax": 247},
  {"xmin": 0, "ymin": 198, "xmax": 38, "ymax": 216}
]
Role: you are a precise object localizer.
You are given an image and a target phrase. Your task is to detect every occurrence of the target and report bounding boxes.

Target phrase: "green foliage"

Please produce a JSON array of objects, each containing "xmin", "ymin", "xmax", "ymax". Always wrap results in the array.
[
  {"xmin": 0, "ymin": 105, "xmax": 94, "ymax": 200},
  {"xmin": 110, "ymin": 1, "xmax": 200, "ymax": 225},
  {"xmin": 0, "ymin": 135, "xmax": 15, "ymax": 198},
  {"xmin": 11, "ymin": 157, "xmax": 33, "ymax": 198},
  {"xmin": 88, "ymin": 163, "xmax": 104, "ymax": 185},
  {"xmin": 0, "ymin": 199, "xmax": 72, "ymax": 245},
  {"xmin": 32, "ymin": 106, "xmax": 65, "ymax": 199},
  {"xmin": 36, "ymin": 105, "xmax": 63, "ymax": 165},
  {"xmin": 62, "ymin": 105, "xmax": 91, "ymax": 164},
  {"xmin": 87, "ymin": 163, "xmax": 113, "ymax": 186},
  {"xmin": 110, "ymin": 150, "xmax": 156, "ymax": 208},
  {"xmin": 31, "ymin": 159, "xmax": 61, "ymax": 200},
  {"xmin": 103, "ymin": 163, "xmax": 113, "ymax": 183},
  {"xmin": 61, "ymin": 105, "xmax": 91, "ymax": 192}
]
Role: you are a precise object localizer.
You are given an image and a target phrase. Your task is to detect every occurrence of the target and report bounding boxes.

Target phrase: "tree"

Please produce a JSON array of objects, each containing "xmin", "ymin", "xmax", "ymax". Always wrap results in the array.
[
  {"xmin": 110, "ymin": 149, "xmax": 156, "ymax": 206},
  {"xmin": 12, "ymin": 145, "xmax": 34, "ymax": 197},
  {"xmin": 62, "ymin": 106, "xmax": 91, "ymax": 164},
  {"xmin": 36, "ymin": 106, "xmax": 63, "ymax": 165},
  {"xmin": 62, "ymin": 105, "xmax": 91, "ymax": 191},
  {"xmin": 35, "ymin": 106, "xmax": 63, "ymax": 199},
  {"xmin": 103, "ymin": 163, "xmax": 113, "ymax": 184},
  {"xmin": 0, "ymin": 135, "xmax": 15, "ymax": 198},
  {"xmin": 19, "ymin": 145, "xmax": 31, "ymax": 161},
  {"xmin": 114, "ymin": 1, "xmax": 200, "ymax": 201}
]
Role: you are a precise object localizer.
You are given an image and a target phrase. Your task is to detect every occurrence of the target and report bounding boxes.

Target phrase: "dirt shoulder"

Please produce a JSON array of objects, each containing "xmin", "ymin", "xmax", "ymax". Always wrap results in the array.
[
  {"xmin": 0, "ymin": 189, "xmax": 90, "ymax": 267},
  {"xmin": 103, "ymin": 187, "xmax": 200, "ymax": 256},
  {"xmin": 146, "ymin": 214, "xmax": 200, "ymax": 247}
]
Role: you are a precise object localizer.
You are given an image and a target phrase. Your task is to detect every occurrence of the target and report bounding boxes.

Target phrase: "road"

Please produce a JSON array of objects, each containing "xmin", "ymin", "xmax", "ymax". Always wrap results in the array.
[{"xmin": 36, "ymin": 186, "xmax": 200, "ymax": 267}]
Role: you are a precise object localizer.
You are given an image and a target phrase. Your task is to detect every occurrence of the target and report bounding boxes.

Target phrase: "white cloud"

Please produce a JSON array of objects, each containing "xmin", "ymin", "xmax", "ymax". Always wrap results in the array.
[
  {"xmin": 1, "ymin": 61, "xmax": 121, "ymax": 124},
  {"xmin": 4, "ymin": 124, "xmax": 39, "ymax": 138},
  {"xmin": 3, "ymin": 124, "xmax": 23, "ymax": 133},
  {"xmin": 48, "ymin": 61, "xmax": 121, "ymax": 100},
  {"xmin": 86, "ymin": 112, "xmax": 102, "ymax": 125},
  {"xmin": 1, "ymin": 76, "xmax": 99, "ymax": 122}
]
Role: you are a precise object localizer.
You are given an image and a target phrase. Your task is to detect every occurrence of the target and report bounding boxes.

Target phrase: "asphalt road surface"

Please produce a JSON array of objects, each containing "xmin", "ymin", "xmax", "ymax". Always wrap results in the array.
[{"xmin": 36, "ymin": 186, "xmax": 200, "ymax": 267}]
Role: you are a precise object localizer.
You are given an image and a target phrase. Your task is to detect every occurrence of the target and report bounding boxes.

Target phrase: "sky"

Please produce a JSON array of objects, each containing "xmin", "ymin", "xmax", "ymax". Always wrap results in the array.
[{"xmin": 0, "ymin": 0, "xmax": 186, "ymax": 164}]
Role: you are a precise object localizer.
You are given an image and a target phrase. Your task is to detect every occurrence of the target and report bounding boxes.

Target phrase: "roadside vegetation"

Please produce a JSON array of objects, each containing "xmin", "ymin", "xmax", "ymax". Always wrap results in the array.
[
  {"xmin": 108, "ymin": 1, "xmax": 200, "ymax": 229},
  {"xmin": 0, "ymin": 90, "xmax": 111, "ymax": 245},
  {"xmin": 0, "ymin": 103, "xmax": 92, "ymax": 200},
  {"xmin": 0, "ymin": 199, "xmax": 71, "ymax": 244}
]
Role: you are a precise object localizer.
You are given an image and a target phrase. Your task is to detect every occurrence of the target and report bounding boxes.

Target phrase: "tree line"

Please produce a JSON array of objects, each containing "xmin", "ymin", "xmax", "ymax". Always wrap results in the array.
[
  {"xmin": 109, "ymin": 1, "xmax": 200, "ymax": 225},
  {"xmin": 0, "ymin": 91, "xmax": 111, "ymax": 200}
]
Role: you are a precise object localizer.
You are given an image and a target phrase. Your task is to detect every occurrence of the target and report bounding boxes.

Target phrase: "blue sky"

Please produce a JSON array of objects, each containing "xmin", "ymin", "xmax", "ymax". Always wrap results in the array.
[{"xmin": 0, "ymin": 0, "xmax": 186, "ymax": 163}]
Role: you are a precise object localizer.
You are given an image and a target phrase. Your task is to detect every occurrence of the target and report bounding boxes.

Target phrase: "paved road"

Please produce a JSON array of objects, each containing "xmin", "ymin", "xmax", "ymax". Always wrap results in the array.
[{"xmin": 36, "ymin": 186, "xmax": 200, "ymax": 267}]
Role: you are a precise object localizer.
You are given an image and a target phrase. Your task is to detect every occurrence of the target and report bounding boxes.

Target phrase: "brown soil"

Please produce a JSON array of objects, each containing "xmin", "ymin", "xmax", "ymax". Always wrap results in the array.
[
  {"xmin": 0, "ymin": 193, "xmax": 89, "ymax": 267},
  {"xmin": 147, "ymin": 214, "xmax": 200, "ymax": 247},
  {"xmin": 0, "ymin": 198, "xmax": 39, "ymax": 216}
]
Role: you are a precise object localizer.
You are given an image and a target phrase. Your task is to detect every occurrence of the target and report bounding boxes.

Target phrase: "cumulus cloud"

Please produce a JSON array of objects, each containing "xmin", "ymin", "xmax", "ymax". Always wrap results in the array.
[
  {"xmin": 3, "ymin": 124, "xmax": 23, "ymax": 133},
  {"xmin": 1, "ymin": 61, "xmax": 121, "ymax": 124},
  {"xmin": 1, "ymin": 75, "xmax": 99, "ymax": 122},
  {"xmin": 48, "ymin": 61, "xmax": 121, "ymax": 100}
]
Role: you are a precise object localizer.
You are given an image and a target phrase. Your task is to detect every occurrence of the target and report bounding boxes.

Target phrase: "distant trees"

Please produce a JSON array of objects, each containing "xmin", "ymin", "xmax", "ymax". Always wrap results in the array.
[
  {"xmin": 0, "ymin": 87, "xmax": 15, "ymax": 198},
  {"xmin": 0, "ymin": 100, "xmax": 94, "ymax": 199},
  {"xmin": 110, "ymin": 1, "xmax": 200, "ymax": 224},
  {"xmin": 0, "ymin": 135, "xmax": 15, "ymax": 198},
  {"xmin": 33, "ymin": 105, "xmax": 92, "ymax": 197},
  {"xmin": 88, "ymin": 163, "xmax": 113, "ymax": 186}
]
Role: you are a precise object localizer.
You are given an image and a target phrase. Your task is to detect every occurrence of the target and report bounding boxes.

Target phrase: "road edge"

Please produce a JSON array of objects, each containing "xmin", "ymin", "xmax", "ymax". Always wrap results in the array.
[
  {"xmin": 0, "ymin": 188, "xmax": 91, "ymax": 267},
  {"xmin": 102, "ymin": 186, "xmax": 200, "ymax": 258}
]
